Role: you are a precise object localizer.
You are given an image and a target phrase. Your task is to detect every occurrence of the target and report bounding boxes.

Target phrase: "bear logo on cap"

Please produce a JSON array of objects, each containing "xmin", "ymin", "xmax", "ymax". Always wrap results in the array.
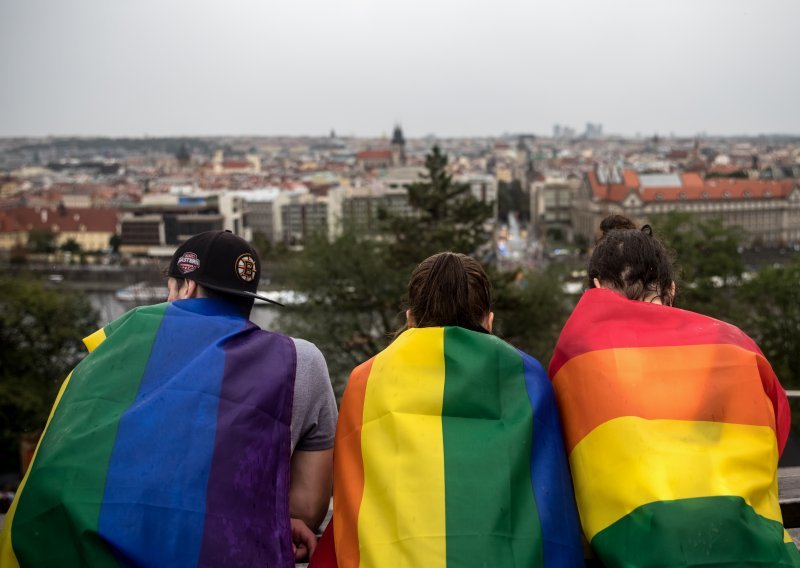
[
  {"xmin": 236, "ymin": 254, "xmax": 257, "ymax": 283},
  {"xmin": 177, "ymin": 252, "xmax": 200, "ymax": 274}
]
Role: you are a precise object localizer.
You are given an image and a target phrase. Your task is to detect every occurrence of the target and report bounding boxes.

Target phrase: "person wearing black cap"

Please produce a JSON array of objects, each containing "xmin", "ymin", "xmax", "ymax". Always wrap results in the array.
[
  {"xmin": 5, "ymin": 229, "xmax": 337, "ymax": 566},
  {"xmin": 166, "ymin": 229, "xmax": 285, "ymax": 312},
  {"xmin": 164, "ymin": 230, "xmax": 338, "ymax": 561}
]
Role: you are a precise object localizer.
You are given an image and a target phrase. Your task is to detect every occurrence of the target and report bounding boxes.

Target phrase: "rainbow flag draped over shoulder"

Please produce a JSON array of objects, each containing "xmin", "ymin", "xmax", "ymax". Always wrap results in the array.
[
  {"xmin": 549, "ymin": 288, "xmax": 799, "ymax": 566},
  {"xmin": 0, "ymin": 298, "xmax": 296, "ymax": 568},
  {"xmin": 326, "ymin": 326, "xmax": 583, "ymax": 568}
]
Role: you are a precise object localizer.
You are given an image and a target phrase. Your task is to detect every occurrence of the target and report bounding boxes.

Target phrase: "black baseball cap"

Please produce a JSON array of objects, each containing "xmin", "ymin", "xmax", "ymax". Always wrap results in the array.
[{"xmin": 167, "ymin": 230, "xmax": 283, "ymax": 307}]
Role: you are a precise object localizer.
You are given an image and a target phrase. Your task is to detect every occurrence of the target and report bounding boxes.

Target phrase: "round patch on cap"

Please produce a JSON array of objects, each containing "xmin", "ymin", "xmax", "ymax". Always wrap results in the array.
[
  {"xmin": 177, "ymin": 252, "xmax": 200, "ymax": 274},
  {"xmin": 236, "ymin": 253, "xmax": 257, "ymax": 283}
]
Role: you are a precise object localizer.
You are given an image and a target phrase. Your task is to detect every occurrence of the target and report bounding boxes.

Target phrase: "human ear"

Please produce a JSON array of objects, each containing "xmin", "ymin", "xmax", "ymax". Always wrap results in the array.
[
  {"xmin": 484, "ymin": 312, "xmax": 494, "ymax": 333},
  {"xmin": 183, "ymin": 280, "xmax": 199, "ymax": 299}
]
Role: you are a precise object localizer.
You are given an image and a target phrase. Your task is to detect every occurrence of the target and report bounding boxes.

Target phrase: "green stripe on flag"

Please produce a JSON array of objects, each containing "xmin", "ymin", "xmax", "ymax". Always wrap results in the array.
[
  {"xmin": 592, "ymin": 496, "xmax": 800, "ymax": 566},
  {"xmin": 441, "ymin": 327, "xmax": 542, "ymax": 567},
  {"xmin": 12, "ymin": 304, "xmax": 168, "ymax": 566}
]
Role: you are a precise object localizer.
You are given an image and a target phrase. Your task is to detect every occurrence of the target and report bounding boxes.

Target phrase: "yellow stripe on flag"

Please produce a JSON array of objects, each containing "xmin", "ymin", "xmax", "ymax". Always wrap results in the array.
[
  {"xmin": 357, "ymin": 328, "xmax": 447, "ymax": 568},
  {"xmin": 0, "ymin": 371, "xmax": 76, "ymax": 568},
  {"xmin": 82, "ymin": 328, "xmax": 107, "ymax": 352},
  {"xmin": 570, "ymin": 417, "xmax": 781, "ymax": 541}
]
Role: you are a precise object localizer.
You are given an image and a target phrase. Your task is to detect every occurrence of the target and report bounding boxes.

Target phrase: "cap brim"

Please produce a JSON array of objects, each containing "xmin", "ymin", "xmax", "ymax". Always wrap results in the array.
[{"xmin": 197, "ymin": 281, "xmax": 285, "ymax": 307}]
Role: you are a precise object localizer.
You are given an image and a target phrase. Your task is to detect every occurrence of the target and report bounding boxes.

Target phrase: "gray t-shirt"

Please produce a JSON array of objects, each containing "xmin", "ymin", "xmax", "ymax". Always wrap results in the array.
[{"xmin": 290, "ymin": 338, "xmax": 338, "ymax": 453}]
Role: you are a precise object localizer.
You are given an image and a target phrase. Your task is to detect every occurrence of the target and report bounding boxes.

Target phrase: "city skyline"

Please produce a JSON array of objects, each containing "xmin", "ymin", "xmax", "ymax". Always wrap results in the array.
[{"xmin": 1, "ymin": 0, "xmax": 799, "ymax": 139}]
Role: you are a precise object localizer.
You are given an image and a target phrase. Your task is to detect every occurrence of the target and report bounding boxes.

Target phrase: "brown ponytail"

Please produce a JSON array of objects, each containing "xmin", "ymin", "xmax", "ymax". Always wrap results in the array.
[{"xmin": 404, "ymin": 252, "xmax": 492, "ymax": 332}]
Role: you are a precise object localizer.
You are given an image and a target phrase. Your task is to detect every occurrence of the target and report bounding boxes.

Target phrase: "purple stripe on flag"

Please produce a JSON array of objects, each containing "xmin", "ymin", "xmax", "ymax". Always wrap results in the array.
[{"xmin": 198, "ymin": 323, "xmax": 296, "ymax": 567}]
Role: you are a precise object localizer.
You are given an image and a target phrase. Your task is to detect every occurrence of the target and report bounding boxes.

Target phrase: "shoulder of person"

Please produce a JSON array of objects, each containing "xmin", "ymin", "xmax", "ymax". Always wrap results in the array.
[{"xmin": 290, "ymin": 337, "xmax": 326, "ymax": 360}]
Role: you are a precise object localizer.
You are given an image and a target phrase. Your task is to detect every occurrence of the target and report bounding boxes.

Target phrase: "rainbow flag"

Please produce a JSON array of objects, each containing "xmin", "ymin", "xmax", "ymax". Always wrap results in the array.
[
  {"xmin": 549, "ymin": 288, "xmax": 799, "ymax": 566},
  {"xmin": 0, "ymin": 298, "xmax": 296, "ymax": 568},
  {"xmin": 327, "ymin": 326, "xmax": 583, "ymax": 567}
]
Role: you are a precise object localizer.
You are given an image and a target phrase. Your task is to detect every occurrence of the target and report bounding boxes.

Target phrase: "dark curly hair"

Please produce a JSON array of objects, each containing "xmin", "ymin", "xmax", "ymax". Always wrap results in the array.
[{"xmin": 588, "ymin": 215, "xmax": 676, "ymax": 305}]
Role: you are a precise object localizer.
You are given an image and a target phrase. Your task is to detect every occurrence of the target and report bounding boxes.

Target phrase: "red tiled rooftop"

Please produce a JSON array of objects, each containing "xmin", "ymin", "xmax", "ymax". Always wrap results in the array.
[
  {"xmin": 357, "ymin": 150, "xmax": 393, "ymax": 160},
  {"xmin": 588, "ymin": 169, "xmax": 796, "ymax": 204},
  {"xmin": 0, "ymin": 212, "xmax": 23, "ymax": 233},
  {"xmin": 0, "ymin": 207, "xmax": 120, "ymax": 234},
  {"xmin": 586, "ymin": 170, "xmax": 633, "ymax": 202}
]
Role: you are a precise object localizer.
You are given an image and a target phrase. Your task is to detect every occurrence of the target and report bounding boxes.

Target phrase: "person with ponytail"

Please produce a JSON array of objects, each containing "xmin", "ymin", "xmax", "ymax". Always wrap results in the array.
[
  {"xmin": 312, "ymin": 252, "xmax": 584, "ymax": 567},
  {"xmin": 550, "ymin": 214, "xmax": 799, "ymax": 566}
]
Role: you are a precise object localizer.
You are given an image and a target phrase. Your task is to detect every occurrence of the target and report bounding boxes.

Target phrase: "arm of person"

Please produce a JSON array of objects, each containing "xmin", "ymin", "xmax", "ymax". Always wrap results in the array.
[
  {"xmin": 289, "ymin": 338, "xmax": 338, "ymax": 532},
  {"xmin": 290, "ymin": 517, "xmax": 318, "ymax": 562},
  {"xmin": 289, "ymin": 448, "xmax": 333, "ymax": 532}
]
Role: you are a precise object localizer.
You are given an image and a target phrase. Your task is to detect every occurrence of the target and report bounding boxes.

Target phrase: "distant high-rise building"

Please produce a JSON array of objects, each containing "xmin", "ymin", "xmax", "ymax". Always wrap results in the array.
[{"xmin": 584, "ymin": 123, "xmax": 603, "ymax": 139}]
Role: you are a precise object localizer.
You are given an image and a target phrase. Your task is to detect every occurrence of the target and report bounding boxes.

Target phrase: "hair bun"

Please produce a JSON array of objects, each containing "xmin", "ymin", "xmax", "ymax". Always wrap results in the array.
[{"xmin": 599, "ymin": 214, "xmax": 637, "ymax": 235}]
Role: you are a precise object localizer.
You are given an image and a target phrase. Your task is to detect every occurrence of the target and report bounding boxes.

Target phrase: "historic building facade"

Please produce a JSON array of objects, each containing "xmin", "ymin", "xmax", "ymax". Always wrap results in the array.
[{"xmin": 572, "ymin": 166, "xmax": 800, "ymax": 246}]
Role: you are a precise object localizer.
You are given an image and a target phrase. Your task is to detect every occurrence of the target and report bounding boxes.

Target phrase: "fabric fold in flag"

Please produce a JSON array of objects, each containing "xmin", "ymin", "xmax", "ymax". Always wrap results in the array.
[
  {"xmin": 318, "ymin": 326, "xmax": 583, "ymax": 568},
  {"xmin": 0, "ymin": 298, "xmax": 297, "ymax": 568},
  {"xmin": 549, "ymin": 288, "xmax": 800, "ymax": 566}
]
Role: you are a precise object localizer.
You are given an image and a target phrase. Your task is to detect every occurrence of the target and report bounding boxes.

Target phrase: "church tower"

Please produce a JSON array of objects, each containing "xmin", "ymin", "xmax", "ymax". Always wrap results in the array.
[{"xmin": 391, "ymin": 124, "xmax": 406, "ymax": 166}]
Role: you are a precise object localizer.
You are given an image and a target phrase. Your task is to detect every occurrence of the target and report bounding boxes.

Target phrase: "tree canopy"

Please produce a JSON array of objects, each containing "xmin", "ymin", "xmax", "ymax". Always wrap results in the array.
[
  {"xmin": 277, "ymin": 146, "xmax": 566, "ymax": 398},
  {"xmin": 737, "ymin": 258, "xmax": 800, "ymax": 388},
  {"xmin": 650, "ymin": 211, "xmax": 745, "ymax": 320},
  {"xmin": 0, "ymin": 276, "xmax": 98, "ymax": 474}
]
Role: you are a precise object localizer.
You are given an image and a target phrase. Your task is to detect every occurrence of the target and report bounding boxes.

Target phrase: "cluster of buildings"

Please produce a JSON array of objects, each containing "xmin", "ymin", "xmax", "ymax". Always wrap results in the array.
[{"xmin": 0, "ymin": 127, "xmax": 799, "ymax": 266}]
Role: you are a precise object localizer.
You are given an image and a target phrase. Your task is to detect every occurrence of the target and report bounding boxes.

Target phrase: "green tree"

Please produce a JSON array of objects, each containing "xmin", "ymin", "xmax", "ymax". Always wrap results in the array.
[
  {"xmin": 280, "ymin": 231, "xmax": 406, "ymax": 398},
  {"xmin": 382, "ymin": 146, "xmax": 494, "ymax": 265},
  {"xmin": 650, "ymin": 211, "xmax": 744, "ymax": 320},
  {"xmin": 497, "ymin": 180, "xmax": 530, "ymax": 224},
  {"xmin": 251, "ymin": 231, "xmax": 272, "ymax": 260},
  {"xmin": 0, "ymin": 275, "xmax": 98, "ymax": 474},
  {"xmin": 737, "ymin": 259, "xmax": 800, "ymax": 389},
  {"xmin": 280, "ymin": 146, "xmax": 495, "ymax": 396},
  {"xmin": 492, "ymin": 266, "xmax": 571, "ymax": 364},
  {"xmin": 60, "ymin": 238, "xmax": 81, "ymax": 254},
  {"xmin": 27, "ymin": 229, "xmax": 56, "ymax": 253},
  {"xmin": 109, "ymin": 233, "xmax": 122, "ymax": 254}
]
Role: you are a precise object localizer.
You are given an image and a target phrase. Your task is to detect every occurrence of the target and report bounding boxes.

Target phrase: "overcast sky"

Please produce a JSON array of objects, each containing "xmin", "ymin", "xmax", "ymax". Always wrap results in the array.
[{"xmin": 1, "ymin": 0, "xmax": 798, "ymax": 138}]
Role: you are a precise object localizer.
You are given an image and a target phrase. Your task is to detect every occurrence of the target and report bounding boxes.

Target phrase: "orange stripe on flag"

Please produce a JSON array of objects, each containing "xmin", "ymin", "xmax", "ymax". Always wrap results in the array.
[
  {"xmin": 552, "ymin": 344, "xmax": 776, "ymax": 453},
  {"xmin": 333, "ymin": 358, "xmax": 373, "ymax": 568}
]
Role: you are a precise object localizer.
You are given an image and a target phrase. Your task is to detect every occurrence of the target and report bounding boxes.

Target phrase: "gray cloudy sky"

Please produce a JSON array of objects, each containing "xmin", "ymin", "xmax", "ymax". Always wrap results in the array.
[{"xmin": 1, "ymin": 0, "xmax": 798, "ymax": 138}]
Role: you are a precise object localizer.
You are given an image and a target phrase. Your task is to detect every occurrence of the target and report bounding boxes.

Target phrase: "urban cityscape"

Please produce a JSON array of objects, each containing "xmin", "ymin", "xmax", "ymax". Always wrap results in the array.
[
  {"xmin": 3, "ymin": 0, "xmax": 800, "ymax": 561},
  {"xmin": 2, "ymin": 126, "xmax": 798, "ymax": 265}
]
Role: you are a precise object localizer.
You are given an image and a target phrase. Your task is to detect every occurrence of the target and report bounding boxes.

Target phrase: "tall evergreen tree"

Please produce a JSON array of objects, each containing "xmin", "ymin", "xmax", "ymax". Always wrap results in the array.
[
  {"xmin": 382, "ymin": 146, "xmax": 494, "ymax": 264},
  {"xmin": 279, "ymin": 146, "xmax": 495, "ymax": 397}
]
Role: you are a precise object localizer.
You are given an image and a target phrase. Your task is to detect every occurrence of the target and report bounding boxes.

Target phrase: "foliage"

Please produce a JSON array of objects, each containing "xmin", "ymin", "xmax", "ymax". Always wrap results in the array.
[
  {"xmin": 27, "ymin": 229, "xmax": 57, "ymax": 253},
  {"xmin": 0, "ymin": 275, "xmax": 98, "ymax": 474},
  {"xmin": 279, "ymin": 231, "xmax": 407, "ymax": 398},
  {"xmin": 737, "ymin": 258, "xmax": 800, "ymax": 389},
  {"xmin": 497, "ymin": 180, "xmax": 530, "ymax": 224},
  {"xmin": 650, "ymin": 211, "xmax": 745, "ymax": 321},
  {"xmin": 251, "ymin": 231, "xmax": 272, "ymax": 261},
  {"xmin": 60, "ymin": 238, "xmax": 81, "ymax": 254},
  {"xmin": 381, "ymin": 146, "xmax": 495, "ymax": 265},
  {"xmin": 279, "ymin": 146, "xmax": 495, "ymax": 397},
  {"xmin": 109, "ymin": 233, "xmax": 122, "ymax": 254},
  {"xmin": 492, "ymin": 266, "xmax": 572, "ymax": 364}
]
